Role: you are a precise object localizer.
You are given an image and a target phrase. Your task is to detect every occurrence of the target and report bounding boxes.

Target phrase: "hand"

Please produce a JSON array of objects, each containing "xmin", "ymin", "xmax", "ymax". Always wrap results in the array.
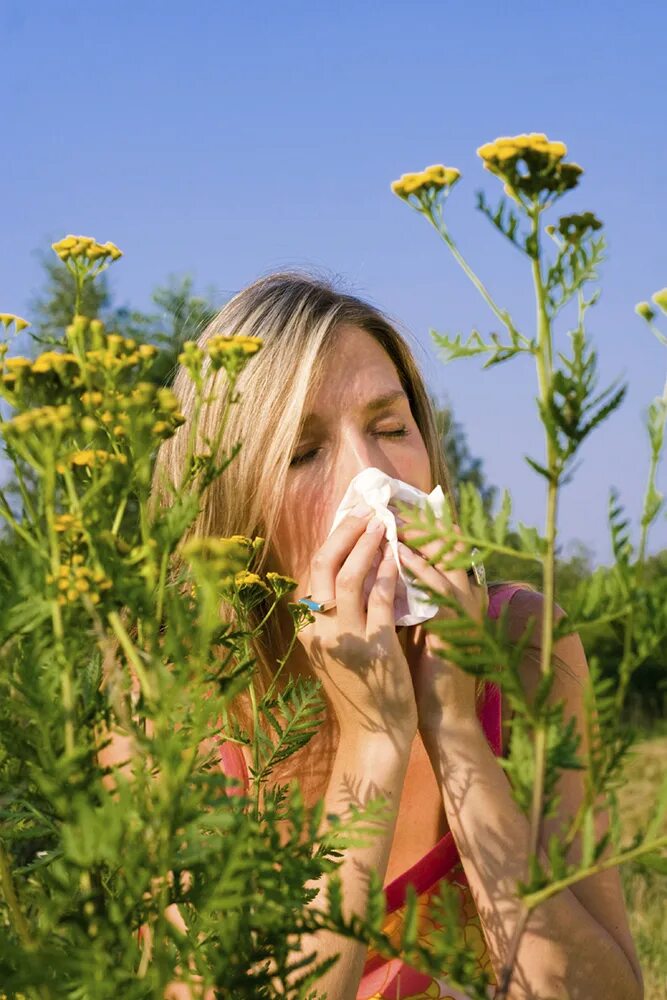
[
  {"xmin": 296, "ymin": 511, "xmax": 418, "ymax": 751},
  {"xmin": 395, "ymin": 513, "xmax": 488, "ymax": 734}
]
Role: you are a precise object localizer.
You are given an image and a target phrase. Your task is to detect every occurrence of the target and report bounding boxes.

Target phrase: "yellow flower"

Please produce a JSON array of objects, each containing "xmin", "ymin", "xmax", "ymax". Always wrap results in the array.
[
  {"xmin": 265, "ymin": 571, "xmax": 298, "ymax": 598},
  {"xmin": 2, "ymin": 404, "xmax": 74, "ymax": 438},
  {"xmin": 102, "ymin": 241, "xmax": 123, "ymax": 260},
  {"xmin": 52, "ymin": 235, "xmax": 123, "ymax": 264},
  {"xmin": 54, "ymin": 513, "xmax": 84, "ymax": 535},
  {"xmin": 55, "ymin": 449, "xmax": 128, "ymax": 473},
  {"xmin": 81, "ymin": 390, "xmax": 104, "ymax": 408},
  {"xmin": 207, "ymin": 334, "xmax": 263, "ymax": 373},
  {"xmin": 4, "ymin": 356, "xmax": 32, "ymax": 372},
  {"xmin": 0, "ymin": 313, "xmax": 30, "ymax": 332},
  {"xmin": 228, "ymin": 534, "xmax": 254, "ymax": 549},
  {"xmin": 31, "ymin": 351, "xmax": 79, "ymax": 376},
  {"xmin": 70, "ymin": 450, "xmax": 96, "ymax": 467},
  {"xmin": 156, "ymin": 387, "xmax": 180, "ymax": 412},
  {"xmin": 635, "ymin": 301, "xmax": 655, "ymax": 322},
  {"xmin": 138, "ymin": 343, "xmax": 157, "ymax": 360},
  {"xmin": 391, "ymin": 164, "xmax": 461, "ymax": 201},
  {"xmin": 651, "ymin": 288, "xmax": 667, "ymax": 314},
  {"xmin": 181, "ymin": 536, "xmax": 250, "ymax": 578}
]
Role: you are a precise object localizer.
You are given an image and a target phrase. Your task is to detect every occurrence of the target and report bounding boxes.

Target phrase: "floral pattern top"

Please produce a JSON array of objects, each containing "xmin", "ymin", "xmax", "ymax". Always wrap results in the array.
[{"xmin": 218, "ymin": 583, "xmax": 528, "ymax": 1000}]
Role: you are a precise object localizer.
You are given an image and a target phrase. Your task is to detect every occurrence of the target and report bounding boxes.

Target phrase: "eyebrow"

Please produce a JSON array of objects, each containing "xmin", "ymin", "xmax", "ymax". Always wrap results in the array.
[{"xmin": 301, "ymin": 389, "xmax": 408, "ymax": 428}]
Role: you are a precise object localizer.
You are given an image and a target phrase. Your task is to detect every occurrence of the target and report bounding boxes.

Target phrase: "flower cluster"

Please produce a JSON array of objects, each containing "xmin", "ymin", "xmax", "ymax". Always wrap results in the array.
[
  {"xmin": 2, "ymin": 404, "xmax": 75, "ymax": 442},
  {"xmin": 477, "ymin": 133, "xmax": 583, "ymax": 203},
  {"xmin": 46, "ymin": 555, "xmax": 112, "ymax": 606},
  {"xmin": 233, "ymin": 570, "xmax": 272, "ymax": 603},
  {"xmin": 265, "ymin": 571, "xmax": 298, "ymax": 599},
  {"xmin": 391, "ymin": 164, "xmax": 461, "ymax": 204},
  {"xmin": 52, "ymin": 235, "xmax": 122, "ymax": 263},
  {"xmin": 546, "ymin": 211, "xmax": 603, "ymax": 244},
  {"xmin": 54, "ymin": 512, "xmax": 85, "ymax": 539},
  {"xmin": 181, "ymin": 535, "xmax": 255, "ymax": 582},
  {"xmin": 207, "ymin": 334, "xmax": 263, "ymax": 376},
  {"xmin": 1, "ymin": 350, "xmax": 80, "ymax": 407},
  {"xmin": 55, "ymin": 449, "xmax": 129, "ymax": 474},
  {"xmin": 0, "ymin": 313, "xmax": 30, "ymax": 333},
  {"xmin": 84, "ymin": 335, "xmax": 158, "ymax": 378}
]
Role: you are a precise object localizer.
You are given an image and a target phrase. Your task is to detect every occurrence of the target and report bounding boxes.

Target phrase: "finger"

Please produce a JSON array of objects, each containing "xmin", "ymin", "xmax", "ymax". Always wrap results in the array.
[
  {"xmin": 397, "ymin": 540, "xmax": 456, "ymax": 603},
  {"xmin": 304, "ymin": 510, "xmax": 373, "ymax": 607},
  {"xmin": 366, "ymin": 540, "xmax": 398, "ymax": 635},
  {"xmin": 335, "ymin": 516, "xmax": 387, "ymax": 630},
  {"xmin": 398, "ymin": 515, "xmax": 469, "ymax": 583}
]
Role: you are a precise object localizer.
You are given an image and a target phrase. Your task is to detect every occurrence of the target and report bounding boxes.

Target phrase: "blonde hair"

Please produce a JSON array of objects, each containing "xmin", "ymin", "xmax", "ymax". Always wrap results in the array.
[{"xmin": 151, "ymin": 269, "xmax": 531, "ymax": 795}]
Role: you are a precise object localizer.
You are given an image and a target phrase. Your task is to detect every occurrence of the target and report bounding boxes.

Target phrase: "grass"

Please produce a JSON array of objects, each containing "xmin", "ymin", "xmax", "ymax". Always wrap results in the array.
[{"xmin": 617, "ymin": 732, "xmax": 667, "ymax": 1000}]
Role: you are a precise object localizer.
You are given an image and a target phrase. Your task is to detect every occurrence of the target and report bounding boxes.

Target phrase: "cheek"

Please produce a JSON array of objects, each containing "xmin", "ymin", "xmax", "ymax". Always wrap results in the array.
[
  {"xmin": 273, "ymin": 479, "xmax": 333, "ymax": 579},
  {"xmin": 398, "ymin": 435, "xmax": 432, "ymax": 493}
]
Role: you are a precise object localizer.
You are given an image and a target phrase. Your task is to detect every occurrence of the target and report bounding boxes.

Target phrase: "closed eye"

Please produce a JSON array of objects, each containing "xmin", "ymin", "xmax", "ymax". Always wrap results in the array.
[{"xmin": 289, "ymin": 427, "xmax": 409, "ymax": 468}]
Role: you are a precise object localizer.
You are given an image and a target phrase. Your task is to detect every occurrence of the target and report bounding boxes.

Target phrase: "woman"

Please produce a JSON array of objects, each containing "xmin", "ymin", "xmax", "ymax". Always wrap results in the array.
[{"xmin": 152, "ymin": 271, "xmax": 643, "ymax": 1000}]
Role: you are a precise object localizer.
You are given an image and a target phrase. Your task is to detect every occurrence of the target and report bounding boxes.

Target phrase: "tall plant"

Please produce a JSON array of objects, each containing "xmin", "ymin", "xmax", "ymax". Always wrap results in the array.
[{"xmin": 390, "ymin": 133, "xmax": 667, "ymax": 996}]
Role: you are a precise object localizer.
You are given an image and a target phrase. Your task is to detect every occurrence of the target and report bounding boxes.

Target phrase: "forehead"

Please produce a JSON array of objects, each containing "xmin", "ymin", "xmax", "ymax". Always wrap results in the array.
[{"xmin": 302, "ymin": 325, "xmax": 406, "ymax": 424}]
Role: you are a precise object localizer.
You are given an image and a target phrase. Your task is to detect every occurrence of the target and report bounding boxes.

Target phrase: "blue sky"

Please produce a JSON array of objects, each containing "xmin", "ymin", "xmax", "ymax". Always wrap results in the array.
[{"xmin": 1, "ymin": 0, "xmax": 666, "ymax": 565}]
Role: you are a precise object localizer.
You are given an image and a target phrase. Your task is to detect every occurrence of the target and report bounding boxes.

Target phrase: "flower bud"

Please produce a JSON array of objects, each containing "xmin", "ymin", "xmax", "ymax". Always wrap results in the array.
[{"xmin": 635, "ymin": 301, "xmax": 655, "ymax": 322}]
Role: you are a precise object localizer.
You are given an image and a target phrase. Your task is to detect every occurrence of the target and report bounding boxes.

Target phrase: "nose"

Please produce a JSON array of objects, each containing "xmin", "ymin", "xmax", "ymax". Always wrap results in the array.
[{"xmin": 333, "ymin": 426, "xmax": 398, "ymax": 507}]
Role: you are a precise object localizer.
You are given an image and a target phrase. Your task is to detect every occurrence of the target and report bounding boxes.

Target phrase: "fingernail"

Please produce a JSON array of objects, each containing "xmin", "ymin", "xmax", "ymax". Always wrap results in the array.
[
  {"xmin": 366, "ymin": 515, "xmax": 383, "ymax": 533},
  {"xmin": 350, "ymin": 502, "xmax": 371, "ymax": 517}
]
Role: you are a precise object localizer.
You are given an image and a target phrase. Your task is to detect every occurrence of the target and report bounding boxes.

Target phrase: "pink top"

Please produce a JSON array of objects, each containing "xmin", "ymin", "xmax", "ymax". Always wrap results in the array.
[{"xmin": 218, "ymin": 582, "xmax": 528, "ymax": 1000}]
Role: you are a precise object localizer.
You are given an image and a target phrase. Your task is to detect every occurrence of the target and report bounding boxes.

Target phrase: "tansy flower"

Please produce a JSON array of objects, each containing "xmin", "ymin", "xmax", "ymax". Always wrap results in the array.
[
  {"xmin": 2, "ymin": 404, "xmax": 74, "ymax": 437},
  {"xmin": 52, "ymin": 235, "xmax": 123, "ymax": 263},
  {"xmin": 234, "ymin": 571, "xmax": 271, "ymax": 593},
  {"xmin": 207, "ymin": 334, "xmax": 263, "ymax": 375},
  {"xmin": 181, "ymin": 536, "xmax": 251, "ymax": 579},
  {"xmin": 546, "ymin": 211, "xmax": 603, "ymax": 244},
  {"xmin": 477, "ymin": 132, "xmax": 582, "ymax": 203},
  {"xmin": 265, "ymin": 572, "xmax": 298, "ymax": 598},
  {"xmin": 391, "ymin": 164, "xmax": 461, "ymax": 203},
  {"xmin": 651, "ymin": 288, "xmax": 667, "ymax": 314},
  {"xmin": 49, "ymin": 561, "xmax": 112, "ymax": 607},
  {"xmin": 53, "ymin": 513, "xmax": 84, "ymax": 536},
  {"xmin": 55, "ymin": 449, "xmax": 128, "ymax": 473},
  {"xmin": 0, "ymin": 313, "xmax": 30, "ymax": 332},
  {"xmin": 635, "ymin": 302, "xmax": 655, "ymax": 322}
]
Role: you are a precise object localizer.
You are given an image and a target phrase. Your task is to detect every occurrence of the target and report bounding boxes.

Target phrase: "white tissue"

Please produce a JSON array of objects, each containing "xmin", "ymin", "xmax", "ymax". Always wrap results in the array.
[{"xmin": 327, "ymin": 466, "xmax": 447, "ymax": 626}]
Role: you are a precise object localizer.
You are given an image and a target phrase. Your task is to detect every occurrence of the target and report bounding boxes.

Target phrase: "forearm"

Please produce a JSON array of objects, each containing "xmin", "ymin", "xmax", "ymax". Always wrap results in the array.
[
  {"xmin": 423, "ymin": 720, "xmax": 642, "ymax": 1000},
  {"xmin": 288, "ymin": 731, "xmax": 411, "ymax": 1000}
]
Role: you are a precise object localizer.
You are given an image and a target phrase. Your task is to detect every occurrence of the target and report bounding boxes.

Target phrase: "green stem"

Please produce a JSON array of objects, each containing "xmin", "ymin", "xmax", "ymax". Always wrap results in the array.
[
  {"xmin": 425, "ymin": 205, "xmax": 524, "ymax": 343},
  {"xmin": 111, "ymin": 495, "xmax": 128, "ymax": 536},
  {"xmin": 154, "ymin": 549, "xmax": 169, "ymax": 627},
  {"xmin": 0, "ymin": 840, "xmax": 32, "ymax": 948},
  {"xmin": 0, "ymin": 842, "xmax": 51, "ymax": 1000},
  {"xmin": 523, "ymin": 834, "xmax": 667, "ymax": 910},
  {"xmin": 261, "ymin": 616, "xmax": 300, "ymax": 705},
  {"xmin": 564, "ymin": 605, "xmax": 633, "ymax": 634},
  {"xmin": 43, "ymin": 458, "xmax": 76, "ymax": 757},
  {"xmin": 497, "ymin": 202, "xmax": 559, "ymax": 1000},
  {"xmin": 108, "ymin": 610, "xmax": 154, "ymax": 702}
]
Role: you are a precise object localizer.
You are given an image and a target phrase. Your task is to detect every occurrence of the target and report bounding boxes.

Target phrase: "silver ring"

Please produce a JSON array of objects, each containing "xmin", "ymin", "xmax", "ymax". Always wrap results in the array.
[
  {"xmin": 467, "ymin": 547, "xmax": 486, "ymax": 587},
  {"xmin": 298, "ymin": 594, "xmax": 337, "ymax": 613}
]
